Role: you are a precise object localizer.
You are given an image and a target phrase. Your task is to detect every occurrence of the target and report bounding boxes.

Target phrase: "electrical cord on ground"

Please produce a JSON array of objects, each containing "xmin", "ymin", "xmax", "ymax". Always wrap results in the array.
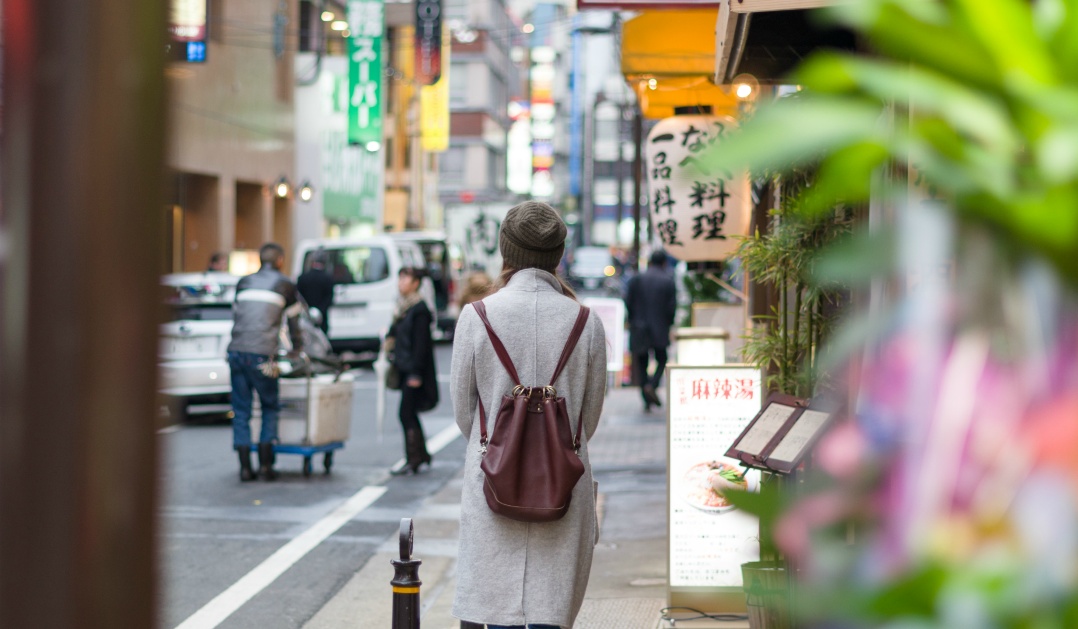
[{"xmin": 660, "ymin": 606, "xmax": 749, "ymax": 625}]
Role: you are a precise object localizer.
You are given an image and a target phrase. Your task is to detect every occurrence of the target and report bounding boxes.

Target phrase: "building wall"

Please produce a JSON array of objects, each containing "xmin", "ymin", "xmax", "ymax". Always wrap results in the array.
[
  {"xmin": 166, "ymin": 0, "xmax": 298, "ymax": 272},
  {"xmin": 440, "ymin": 0, "xmax": 518, "ymax": 207}
]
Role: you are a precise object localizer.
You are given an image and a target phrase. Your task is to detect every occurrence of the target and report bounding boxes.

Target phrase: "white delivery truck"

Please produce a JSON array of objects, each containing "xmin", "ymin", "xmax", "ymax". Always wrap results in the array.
[{"xmin": 292, "ymin": 236, "xmax": 431, "ymax": 360}]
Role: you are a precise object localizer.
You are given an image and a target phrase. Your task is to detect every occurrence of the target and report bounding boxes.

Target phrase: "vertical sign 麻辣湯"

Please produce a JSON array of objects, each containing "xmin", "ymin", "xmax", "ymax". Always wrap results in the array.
[{"xmin": 667, "ymin": 365, "xmax": 762, "ymax": 596}]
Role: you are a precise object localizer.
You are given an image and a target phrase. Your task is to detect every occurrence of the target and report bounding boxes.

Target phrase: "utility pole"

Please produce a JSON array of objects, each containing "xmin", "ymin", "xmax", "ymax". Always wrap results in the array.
[{"xmin": 631, "ymin": 105, "xmax": 644, "ymax": 271}]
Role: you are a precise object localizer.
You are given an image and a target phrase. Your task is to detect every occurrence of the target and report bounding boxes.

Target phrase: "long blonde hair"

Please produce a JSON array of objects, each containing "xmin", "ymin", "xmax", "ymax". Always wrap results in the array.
[{"xmin": 497, "ymin": 266, "xmax": 578, "ymax": 301}]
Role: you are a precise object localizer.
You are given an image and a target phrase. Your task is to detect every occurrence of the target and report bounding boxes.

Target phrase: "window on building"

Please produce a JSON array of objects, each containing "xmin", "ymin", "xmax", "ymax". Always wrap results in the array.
[
  {"xmin": 450, "ymin": 62, "xmax": 469, "ymax": 107},
  {"xmin": 441, "ymin": 147, "xmax": 466, "ymax": 185}
]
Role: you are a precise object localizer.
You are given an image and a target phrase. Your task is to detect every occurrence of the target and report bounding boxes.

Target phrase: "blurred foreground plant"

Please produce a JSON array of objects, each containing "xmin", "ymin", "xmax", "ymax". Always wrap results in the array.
[{"xmin": 709, "ymin": 0, "xmax": 1078, "ymax": 627}]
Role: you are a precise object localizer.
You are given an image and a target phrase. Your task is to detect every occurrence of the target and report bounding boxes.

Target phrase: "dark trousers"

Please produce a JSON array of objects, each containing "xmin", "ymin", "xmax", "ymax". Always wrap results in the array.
[
  {"xmin": 633, "ymin": 347, "xmax": 668, "ymax": 393},
  {"xmin": 399, "ymin": 382, "xmax": 430, "ymax": 464}
]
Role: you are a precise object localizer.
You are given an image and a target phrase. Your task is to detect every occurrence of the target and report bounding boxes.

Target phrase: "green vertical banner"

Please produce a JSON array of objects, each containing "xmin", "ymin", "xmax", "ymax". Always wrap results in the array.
[{"xmin": 347, "ymin": 0, "xmax": 384, "ymax": 148}]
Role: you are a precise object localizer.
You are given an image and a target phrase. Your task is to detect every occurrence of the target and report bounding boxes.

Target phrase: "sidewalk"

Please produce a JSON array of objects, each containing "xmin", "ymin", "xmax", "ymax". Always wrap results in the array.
[{"xmin": 303, "ymin": 385, "xmax": 743, "ymax": 629}]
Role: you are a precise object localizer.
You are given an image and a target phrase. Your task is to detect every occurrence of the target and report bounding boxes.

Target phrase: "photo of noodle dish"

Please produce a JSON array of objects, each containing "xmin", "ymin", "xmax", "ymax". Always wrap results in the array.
[{"xmin": 682, "ymin": 460, "xmax": 752, "ymax": 513}]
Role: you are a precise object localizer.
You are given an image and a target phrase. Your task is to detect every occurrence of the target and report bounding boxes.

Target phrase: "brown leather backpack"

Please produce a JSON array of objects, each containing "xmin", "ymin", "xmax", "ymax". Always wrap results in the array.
[{"xmin": 472, "ymin": 300, "xmax": 589, "ymax": 523}]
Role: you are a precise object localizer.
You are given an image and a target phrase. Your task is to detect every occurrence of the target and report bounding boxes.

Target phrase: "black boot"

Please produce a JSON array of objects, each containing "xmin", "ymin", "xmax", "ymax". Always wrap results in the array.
[
  {"xmin": 406, "ymin": 429, "xmax": 431, "ymax": 473},
  {"xmin": 643, "ymin": 384, "xmax": 662, "ymax": 408},
  {"xmin": 237, "ymin": 446, "xmax": 256, "ymax": 482},
  {"xmin": 258, "ymin": 443, "xmax": 278, "ymax": 481}
]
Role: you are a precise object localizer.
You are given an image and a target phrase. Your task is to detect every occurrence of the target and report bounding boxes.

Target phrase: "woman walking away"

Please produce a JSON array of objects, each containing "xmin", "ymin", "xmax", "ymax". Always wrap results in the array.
[
  {"xmin": 388, "ymin": 267, "xmax": 438, "ymax": 475},
  {"xmin": 451, "ymin": 201, "xmax": 608, "ymax": 629}
]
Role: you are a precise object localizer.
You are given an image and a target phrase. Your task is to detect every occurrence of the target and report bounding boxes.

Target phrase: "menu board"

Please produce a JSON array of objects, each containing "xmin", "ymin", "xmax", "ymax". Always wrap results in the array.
[
  {"xmin": 668, "ymin": 365, "xmax": 762, "ymax": 590},
  {"xmin": 765, "ymin": 408, "xmax": 833, "ymax": 473},
  {"xmin": 581, "ymin": 297, "xmax": 626, "ymax": 374},
  {"xmin": 724, "ymin": 399, "xmax": 802, "ymax": 468}
]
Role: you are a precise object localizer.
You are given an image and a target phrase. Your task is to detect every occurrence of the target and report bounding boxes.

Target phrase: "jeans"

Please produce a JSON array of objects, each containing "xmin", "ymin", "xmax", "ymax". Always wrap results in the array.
[{"xmin": 228, "ymin": 351, "xmax": 280, "ymax": 449}]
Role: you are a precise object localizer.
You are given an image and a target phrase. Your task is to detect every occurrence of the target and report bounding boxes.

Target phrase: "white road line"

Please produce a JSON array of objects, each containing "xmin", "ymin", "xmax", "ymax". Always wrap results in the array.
[
  {"xmin": 389, "ymin": 422, "xmax": 461, "ymax": 471},
  {"xmin": 173, "ymin": 485, "xmax": 387, "ymax": 629}
]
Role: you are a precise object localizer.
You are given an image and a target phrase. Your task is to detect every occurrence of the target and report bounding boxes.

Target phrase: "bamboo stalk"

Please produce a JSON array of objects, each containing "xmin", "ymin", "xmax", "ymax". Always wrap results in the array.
[
  {"xmin": 779, "ymin": 268, "xmax": 788, "ymax": 391},
  {"xmin": 793, "ymin": 284, "xmax": 803, "ymax": 397}
]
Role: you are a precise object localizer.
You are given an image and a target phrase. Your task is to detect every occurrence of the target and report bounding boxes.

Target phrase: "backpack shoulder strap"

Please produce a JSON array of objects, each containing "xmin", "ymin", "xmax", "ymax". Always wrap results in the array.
[
  {"xmin": 472, "ymin": 300, "xmax": 522, "ymax": 385},
  {"xmin": 548, "ymin": 305, "xmax": 591, "ymax": 387}
]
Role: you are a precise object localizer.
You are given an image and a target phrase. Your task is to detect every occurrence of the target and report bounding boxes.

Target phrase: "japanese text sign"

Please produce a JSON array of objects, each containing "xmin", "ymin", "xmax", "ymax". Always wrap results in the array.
[
  {"xmin": 667, "ymin": 365, "xmax": 762, "ymax": 592},
  {"xmin": 348, "ymin": 0, "xmax": 384, "ymax": 147},
  {"xmin": 646, "ymin": 114, "xmax": 751, "ymax": 261}
]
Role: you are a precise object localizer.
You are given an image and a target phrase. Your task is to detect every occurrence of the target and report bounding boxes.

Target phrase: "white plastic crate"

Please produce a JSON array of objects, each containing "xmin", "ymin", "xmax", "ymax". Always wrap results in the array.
[{"xmin": 251, "ymin": 373, "xmax": 354, "ymax": 446}]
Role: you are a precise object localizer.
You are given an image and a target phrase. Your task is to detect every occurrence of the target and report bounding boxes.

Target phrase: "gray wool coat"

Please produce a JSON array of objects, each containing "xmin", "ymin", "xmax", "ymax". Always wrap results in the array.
[{"xmin": 451, "ymin": 269, "xmax": 608, "ymax": 628}]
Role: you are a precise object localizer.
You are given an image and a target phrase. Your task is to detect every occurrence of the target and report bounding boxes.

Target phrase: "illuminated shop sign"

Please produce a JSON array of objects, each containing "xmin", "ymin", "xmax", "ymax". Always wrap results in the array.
[
  {"xmin": 169, "ymin": 0, "xmax": 207, "ymax": 63},
  {"xmin": 348, "ymin": 0, "xmax": 385, "ymax": 149}
]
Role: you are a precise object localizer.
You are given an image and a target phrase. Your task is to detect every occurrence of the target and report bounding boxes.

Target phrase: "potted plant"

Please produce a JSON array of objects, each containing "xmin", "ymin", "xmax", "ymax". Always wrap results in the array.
[{"xmin": 726, "ymin": 174, "xmax": 852, "ymax": 629}]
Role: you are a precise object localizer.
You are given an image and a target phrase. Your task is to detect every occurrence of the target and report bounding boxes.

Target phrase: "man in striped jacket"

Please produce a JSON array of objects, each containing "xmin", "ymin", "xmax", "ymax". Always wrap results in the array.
[{"xmin": 227, "ymin": 242, "xmax": 305, "ymax": 482}]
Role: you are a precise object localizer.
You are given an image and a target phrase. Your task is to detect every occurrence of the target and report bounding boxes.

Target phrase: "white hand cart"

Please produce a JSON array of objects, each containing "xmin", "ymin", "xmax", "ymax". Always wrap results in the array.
[{"xmin": 253, "ymin": 355, "xmax": 354, "ymax": 476}]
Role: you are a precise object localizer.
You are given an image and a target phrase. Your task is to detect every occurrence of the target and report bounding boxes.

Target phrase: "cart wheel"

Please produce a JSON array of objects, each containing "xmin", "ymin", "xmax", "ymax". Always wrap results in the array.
[
  {"xmin": 303, "ymin": 457, "xmax": 313, "ymax": 477},
  {"xmin": 323, "ymin": 452, "xmax": 334, "ymax": 474}
]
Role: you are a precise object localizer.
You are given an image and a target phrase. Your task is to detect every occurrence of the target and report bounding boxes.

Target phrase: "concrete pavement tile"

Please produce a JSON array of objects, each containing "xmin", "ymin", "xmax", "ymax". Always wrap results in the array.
[{"xmin": 575, "ymin": 598, "xmax": 666, "ymax": 629}]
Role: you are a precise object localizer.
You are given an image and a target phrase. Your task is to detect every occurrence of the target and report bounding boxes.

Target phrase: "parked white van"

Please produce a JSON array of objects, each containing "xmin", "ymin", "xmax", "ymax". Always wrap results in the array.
[{"xmin": 292, "ymin": 236, "xmax": 431, "ymax": 358}]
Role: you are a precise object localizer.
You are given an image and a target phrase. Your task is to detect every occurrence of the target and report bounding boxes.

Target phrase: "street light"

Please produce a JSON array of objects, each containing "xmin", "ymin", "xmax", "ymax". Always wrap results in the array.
[
  {"xmin": 299, "ymin": 181, "xmax": 314, "ymax": 202},
  {"xmin": 275, "ymin": 177, "xmax": 290, "ymax": 198}
]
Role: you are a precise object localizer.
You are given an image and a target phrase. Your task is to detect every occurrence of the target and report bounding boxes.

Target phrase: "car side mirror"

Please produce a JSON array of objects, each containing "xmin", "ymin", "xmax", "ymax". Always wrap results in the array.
[{"xmin": 309, "ymin": 307, "xmax": 324, "ymax": 326}]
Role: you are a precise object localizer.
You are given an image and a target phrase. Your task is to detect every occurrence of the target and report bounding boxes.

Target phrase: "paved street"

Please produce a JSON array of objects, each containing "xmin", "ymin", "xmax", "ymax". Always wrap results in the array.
[
  {"xmin": 159, "ymin": 306, "xmax": 688, "ymax": 629},
  {"xmin": 159, "ymin": 345, "xmax": 465, "ymax": 629}
]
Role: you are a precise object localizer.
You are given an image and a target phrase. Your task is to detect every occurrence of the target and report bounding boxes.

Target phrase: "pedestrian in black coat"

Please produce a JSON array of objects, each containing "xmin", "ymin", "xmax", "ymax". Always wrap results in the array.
[
  {"xmin": 296, "ymin": 252, "xmax": 335, "ymax": 333},
  {"xmin": 625, "ymin": 249, "xmax": 677, "ymax": 411},
  {"xmin": 388, "ymin": 267, "xmax": 439, "ymax": 475}
]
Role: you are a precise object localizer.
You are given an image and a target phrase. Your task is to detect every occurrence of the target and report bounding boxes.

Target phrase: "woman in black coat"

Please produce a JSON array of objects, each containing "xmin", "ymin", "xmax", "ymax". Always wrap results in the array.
[{"xmin": 388, "ymin": 267, "xmax": 439, "ymax": 475}]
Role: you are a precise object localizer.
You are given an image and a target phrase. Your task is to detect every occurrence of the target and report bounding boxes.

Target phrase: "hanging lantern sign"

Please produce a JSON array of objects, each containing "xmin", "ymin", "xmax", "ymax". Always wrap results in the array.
[{"xmin": 646, "ymin": 114, "xmax": 751, "ymax": 261}]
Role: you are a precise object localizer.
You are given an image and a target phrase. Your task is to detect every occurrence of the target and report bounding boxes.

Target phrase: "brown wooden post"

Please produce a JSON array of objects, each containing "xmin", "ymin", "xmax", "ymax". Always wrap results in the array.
[{"xmin": 0, "ymin": 0, "xmax": 167, "ymax": 626}]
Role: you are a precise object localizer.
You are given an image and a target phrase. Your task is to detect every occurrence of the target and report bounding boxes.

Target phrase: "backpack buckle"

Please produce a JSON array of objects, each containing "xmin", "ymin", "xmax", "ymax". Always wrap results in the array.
[{"xmin": 543, "ymin": 386, "xmax": 557, "ymax": 399}]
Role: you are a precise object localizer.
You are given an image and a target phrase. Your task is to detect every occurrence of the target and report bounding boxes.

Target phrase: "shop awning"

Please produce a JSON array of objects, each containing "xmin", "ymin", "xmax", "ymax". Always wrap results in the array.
[
  {"xmin": 714, "ymin": 0, "xmax": 856, "ymax": 83},
  {"xmin": 621, "ymin": 9, "xmax": 741, "ymax": 118}
]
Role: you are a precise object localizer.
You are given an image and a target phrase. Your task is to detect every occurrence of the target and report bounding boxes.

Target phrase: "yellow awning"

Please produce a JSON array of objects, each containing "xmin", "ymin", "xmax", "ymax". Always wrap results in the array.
[
  {"xmin": 621, "ymin": 9, "xmax": 719, "ymax": 77},
  {"xmin": 621, "ymin": 9, "xmax": 741, "ymax": 119},
  {"xmin": 630, "ymin": 75, "xmax": 740, "ymax": 119}
]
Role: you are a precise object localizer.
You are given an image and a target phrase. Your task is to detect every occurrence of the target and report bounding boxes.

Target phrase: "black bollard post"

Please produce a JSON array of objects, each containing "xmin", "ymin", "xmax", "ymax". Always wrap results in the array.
[{"xmin": 391, "ymin": 518, "xmax": 422, "ymax": 629}]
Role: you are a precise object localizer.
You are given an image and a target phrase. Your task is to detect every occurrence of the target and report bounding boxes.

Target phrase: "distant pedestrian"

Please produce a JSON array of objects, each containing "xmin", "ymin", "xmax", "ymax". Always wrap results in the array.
[
  {"xmin": 227, "ymin": 243, "xmax": 304, "ymax": 482},
  {"xmin": 387, "ymin": 267, "xmax": 438, "ymax": 475},
  {"xmin": 451, "ymin": 201, "xmax": 607, "ymax": 629},
  {"xmin": 297, "ymin": 250, "xmax": 334, "ymax": 333},
  {"xmin": 625, "ymin": 249, "xmax": 677, "ymax": 412},
  {"xmin": 207, "ymin": 252, "xmax": 228, "ymax": 272},
  {"xmin": 457, "ymin": 270, "xmax": 492, "ymax": 308}
]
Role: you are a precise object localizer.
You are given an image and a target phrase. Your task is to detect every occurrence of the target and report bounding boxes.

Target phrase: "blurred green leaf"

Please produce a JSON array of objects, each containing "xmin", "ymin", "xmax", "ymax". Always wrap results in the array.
[
  {"xmin": 952, "ymin": 0, "xmax": 1057, "ymax": 85},
  {"xmin": 723, "ymin": 482, "xmax": 786, "ymax": 521},
  {"xmin": 864, "ymin": 564, "xmax": 949, "ymax": 619},
  {"xmin": 706, "ymin": 96, "xmax": 885, "ymax": 177},
  {"xmin": 797, "ymin": 55, "xmax": 1019, "ymax": 154},
  {"xmin": 800, "ymin": 141, "xmax": 887, "ymax": 215},
  {"xmin": 829, "ymin": 0, "xmax": 1001, "ymax": 90},
  {"xmin": 810, "ymin": 229, "xmax": 895, "ymax": 286}
]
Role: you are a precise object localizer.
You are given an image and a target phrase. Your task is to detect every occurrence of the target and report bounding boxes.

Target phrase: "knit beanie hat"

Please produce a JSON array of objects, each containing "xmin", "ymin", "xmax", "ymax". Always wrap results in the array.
[{"xmin": 499, "ymin": 201, "xmax": 567, "ymax": 273}]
